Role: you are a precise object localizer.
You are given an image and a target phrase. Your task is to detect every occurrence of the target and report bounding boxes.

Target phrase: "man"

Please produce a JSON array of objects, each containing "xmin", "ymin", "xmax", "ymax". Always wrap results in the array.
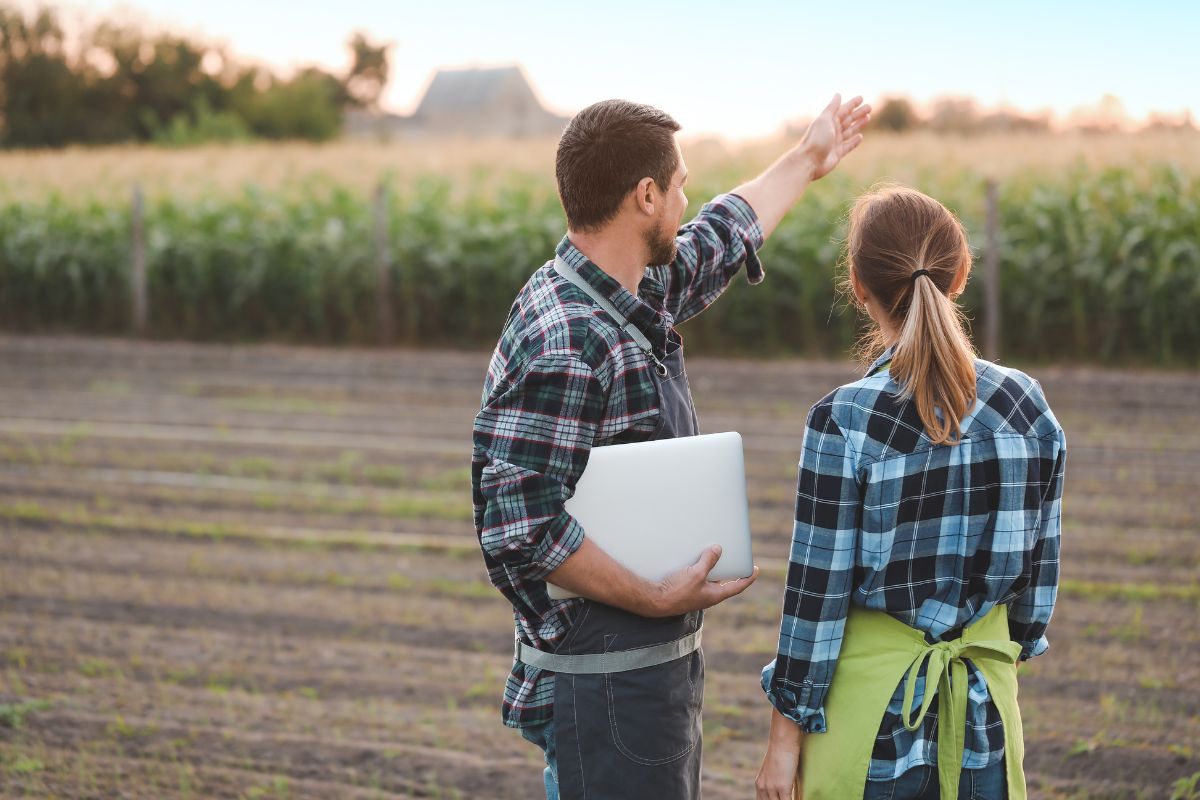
[{"xmin": 471, "ymin": 93, "xmax": 870, "ymax": 799}]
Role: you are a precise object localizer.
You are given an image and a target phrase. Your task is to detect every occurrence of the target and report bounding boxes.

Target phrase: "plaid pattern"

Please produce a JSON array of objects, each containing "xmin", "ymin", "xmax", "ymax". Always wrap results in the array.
[
  {"xmin": 761, "ymin": 344, "xmax": 1066, "ymax": 779},
  {"xmin": 472, "ymin": 193, "xmax": 765, "ymax": 728}
]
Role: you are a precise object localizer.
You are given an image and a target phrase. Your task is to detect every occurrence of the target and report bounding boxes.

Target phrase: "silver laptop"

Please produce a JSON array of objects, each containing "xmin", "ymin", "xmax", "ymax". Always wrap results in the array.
[{"xmin": 547, "ymin": 431, "xmax": 754, "ymax": 601}]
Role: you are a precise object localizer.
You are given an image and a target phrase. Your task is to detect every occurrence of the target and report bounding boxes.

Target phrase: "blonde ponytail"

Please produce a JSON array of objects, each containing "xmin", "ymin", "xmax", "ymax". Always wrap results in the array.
[
  {"xmin": 890, "ymin": 271, "xmax": 977, "ymax": 444},
  {"xmin": 842, "ymin": 185, "xmax": 978, "ymax": 446}
]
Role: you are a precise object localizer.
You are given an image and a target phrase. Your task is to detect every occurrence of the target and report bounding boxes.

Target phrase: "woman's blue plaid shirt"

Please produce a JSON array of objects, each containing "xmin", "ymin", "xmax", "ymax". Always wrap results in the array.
[{"xmin": 761, "ymin": 345, "xmax": 1066, "ymax": 779}]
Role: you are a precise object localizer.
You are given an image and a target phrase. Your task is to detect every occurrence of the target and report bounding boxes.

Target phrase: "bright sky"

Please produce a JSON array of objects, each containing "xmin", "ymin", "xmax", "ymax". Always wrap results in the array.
[{"xmin": 68, "ymin": 0, "xmax": 1200, "ymax": 139}]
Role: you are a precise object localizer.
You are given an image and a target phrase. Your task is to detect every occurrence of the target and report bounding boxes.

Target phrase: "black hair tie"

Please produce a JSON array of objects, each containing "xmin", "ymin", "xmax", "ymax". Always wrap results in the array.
[{"xmin": 910, "ymin": 268, "xmax": 932, "ymax": 285}]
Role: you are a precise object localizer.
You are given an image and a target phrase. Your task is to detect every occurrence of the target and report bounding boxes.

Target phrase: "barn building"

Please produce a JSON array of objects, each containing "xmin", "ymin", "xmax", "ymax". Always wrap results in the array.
[{"xmin": 345, "ymin": 65, "xmax": 569, "ymax": 140}]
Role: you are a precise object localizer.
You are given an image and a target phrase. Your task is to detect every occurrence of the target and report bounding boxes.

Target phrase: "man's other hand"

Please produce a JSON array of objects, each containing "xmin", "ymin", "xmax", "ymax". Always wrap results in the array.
[{"xmin": 646, "ymin": 545, "xmax": 760, "ymax": 617}]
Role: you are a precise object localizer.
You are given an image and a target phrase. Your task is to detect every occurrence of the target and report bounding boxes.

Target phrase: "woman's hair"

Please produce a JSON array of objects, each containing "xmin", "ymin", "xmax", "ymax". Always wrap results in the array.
[{"xmin": 840, "ymin": 184, "xmax": 977, "ymax": 446}]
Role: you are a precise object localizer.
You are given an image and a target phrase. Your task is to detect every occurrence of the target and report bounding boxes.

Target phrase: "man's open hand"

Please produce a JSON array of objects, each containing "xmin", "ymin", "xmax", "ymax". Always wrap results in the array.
[
  {"xmin": 645, "ymin": 545, "xmax": 759, "ymax": 617},
  {"xmin": 800, "ymin": 94, "xmax": 871, "ymax": 181},
  {"xmin": 730, "ymin": 93, "xmax": 870, "ymax": 239}
]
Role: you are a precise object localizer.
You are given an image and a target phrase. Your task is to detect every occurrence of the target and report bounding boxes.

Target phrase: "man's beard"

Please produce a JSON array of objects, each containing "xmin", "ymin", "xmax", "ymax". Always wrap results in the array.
[{"xmin": 643, "ymin": 219, "xmax": 678, "ymax": 266}]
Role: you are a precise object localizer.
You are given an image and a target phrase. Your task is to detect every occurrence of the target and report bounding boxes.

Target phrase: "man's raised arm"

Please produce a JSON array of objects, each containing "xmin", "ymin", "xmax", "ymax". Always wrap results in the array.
[
  {"xmin": 733, "ymin": 94, "xmax": 871, "ymax": 239},
  {"xmin": 655, "ymin": 94, "xmax": 870, "ymax": 324}
]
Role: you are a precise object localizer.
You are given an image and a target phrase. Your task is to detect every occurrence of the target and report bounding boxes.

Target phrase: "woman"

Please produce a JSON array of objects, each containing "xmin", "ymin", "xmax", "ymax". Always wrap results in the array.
[{"xmin": 755, "ymin": 185, "xmax": 1066, "ymax": 800}]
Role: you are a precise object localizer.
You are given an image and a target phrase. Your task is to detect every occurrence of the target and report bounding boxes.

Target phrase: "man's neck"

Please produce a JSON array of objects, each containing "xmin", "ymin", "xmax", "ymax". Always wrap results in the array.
[{"xmin": 566, "ymin": 228, "xmax": 648, "ymax": 295}]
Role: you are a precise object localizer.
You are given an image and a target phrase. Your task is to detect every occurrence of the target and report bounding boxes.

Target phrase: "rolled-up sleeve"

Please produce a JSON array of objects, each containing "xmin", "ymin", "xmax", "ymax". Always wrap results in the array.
[
  {"xmin": 472, "ymin": 353, "xmax": 608, "ymax": 616},
  {"xmin": 648, "ymin": 192, "xmax": 766, "ymax": 325},
  {"xmin": 1009, "ymin": 428, "xmax": 1066, "ymax": 660},
  {"xmin": 761, "ymin": 400, "xmax": 861, "ymax": 732}
]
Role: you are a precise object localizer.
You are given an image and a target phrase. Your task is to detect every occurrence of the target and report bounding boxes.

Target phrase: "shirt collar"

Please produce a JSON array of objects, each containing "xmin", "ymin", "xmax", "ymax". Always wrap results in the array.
[
  {"xmin": 865, "ymin": 343, "xmax": 897, "ymax": 377},
  {"xmin": 554, "ymin": 235, "xmax": 671, "ymax": 341}
]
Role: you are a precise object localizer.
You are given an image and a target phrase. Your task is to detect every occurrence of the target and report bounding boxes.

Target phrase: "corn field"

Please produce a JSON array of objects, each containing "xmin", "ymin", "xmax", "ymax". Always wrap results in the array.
[{"xmin": 1, "ymin": 135, "xmax": 1198, "ymax": 365}]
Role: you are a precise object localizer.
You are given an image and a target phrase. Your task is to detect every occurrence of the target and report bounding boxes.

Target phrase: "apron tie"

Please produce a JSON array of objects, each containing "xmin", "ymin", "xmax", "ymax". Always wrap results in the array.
[{"xmin": 899, "ymin": 636, "xmax": 1024, "ymax": 799}]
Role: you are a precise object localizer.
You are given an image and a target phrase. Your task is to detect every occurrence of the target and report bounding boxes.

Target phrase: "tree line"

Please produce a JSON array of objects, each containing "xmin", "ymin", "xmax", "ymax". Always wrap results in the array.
[
  {"xmin": 869, "ymin": 94, "xmax": 1195, "ymax": 135},
  {"xmin": 0, "ymin": 4, "xmax": 390, "ymax": 148}
]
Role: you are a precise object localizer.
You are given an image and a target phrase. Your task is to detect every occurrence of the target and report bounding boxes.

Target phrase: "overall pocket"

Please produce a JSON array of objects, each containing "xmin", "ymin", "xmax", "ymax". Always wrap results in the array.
[{"xmin": 604, "ymin": 648, "xmax": 704, "ymax": 766}]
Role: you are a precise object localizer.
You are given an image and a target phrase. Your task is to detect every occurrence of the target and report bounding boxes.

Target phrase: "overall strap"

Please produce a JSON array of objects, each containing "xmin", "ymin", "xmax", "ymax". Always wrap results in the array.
[
  {"xmin": 515, "ymin": 626, "xmax": 702, "ymax": 674},
  {"xmin": 553, "ymin": 255, "xmax": 667, "ymax": 377}
]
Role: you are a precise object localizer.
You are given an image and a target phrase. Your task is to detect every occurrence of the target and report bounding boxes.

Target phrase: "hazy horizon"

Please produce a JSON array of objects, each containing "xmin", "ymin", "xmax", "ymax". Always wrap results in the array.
[{"xmin": 34, "ymin": 0, "xmax": 1200, "ymax": 140}]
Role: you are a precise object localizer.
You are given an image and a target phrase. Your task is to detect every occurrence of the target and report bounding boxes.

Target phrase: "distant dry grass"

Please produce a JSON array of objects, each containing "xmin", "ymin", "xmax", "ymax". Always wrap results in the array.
[{"xmin": 1, "ymin": 130, "xmax": 1198, "ymax": 203}]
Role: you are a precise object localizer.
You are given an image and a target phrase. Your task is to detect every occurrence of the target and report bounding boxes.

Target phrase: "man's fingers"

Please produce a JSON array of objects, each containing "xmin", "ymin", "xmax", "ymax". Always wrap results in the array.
[
  {"xmin": 714, "ymin": 565, "xmax": 760, "ymax": 600},
  {"xmin": 723, "ymin": 565, "xmax": 759, "ymax": 582},
  {"xmin": 846, "ymin": 105, "xmax": 871, "ymax": 126},
  {"xmin": 845, "ymin": 117, "xmax": 868, "ymax": 137},
  {"xmin": 693, "ymin": 544, "xmax": 723, "ymax": 575},
  {"xmin": 839, "ymin": 133, "xmax": 865, "ymax": 155},
  {"xmin": 837, "ymin": 95, "xmax": 864, "ymax": 119}
]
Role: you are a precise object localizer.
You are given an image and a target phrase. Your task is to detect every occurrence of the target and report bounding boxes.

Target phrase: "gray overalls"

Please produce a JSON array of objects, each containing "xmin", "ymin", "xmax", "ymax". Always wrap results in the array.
[{"xmin": 517, "ymin": 258, "xmax": 706, "ymax": 799}]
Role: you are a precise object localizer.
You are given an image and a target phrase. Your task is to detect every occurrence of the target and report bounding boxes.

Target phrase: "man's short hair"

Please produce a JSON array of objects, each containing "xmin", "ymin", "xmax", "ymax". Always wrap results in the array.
[{"xmin": 555, "ymin": 99, "xmax": 681, "ymax": 231}]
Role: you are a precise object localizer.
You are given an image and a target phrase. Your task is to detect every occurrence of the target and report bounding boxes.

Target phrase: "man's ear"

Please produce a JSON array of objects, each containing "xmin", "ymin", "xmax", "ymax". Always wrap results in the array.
[{"xmin": 632, "ymin": 176, "xmax": 658, "ymax": 217}]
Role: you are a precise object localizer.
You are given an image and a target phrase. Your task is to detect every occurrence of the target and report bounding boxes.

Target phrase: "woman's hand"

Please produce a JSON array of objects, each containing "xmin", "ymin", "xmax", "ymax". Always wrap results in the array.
[
  {"xmin": 756, "ymin": 706, "xmax": 806, "ymax": 799},
  {"xmin": 755, "ymin": 741, "xmax": 802, "ymax": 799}
]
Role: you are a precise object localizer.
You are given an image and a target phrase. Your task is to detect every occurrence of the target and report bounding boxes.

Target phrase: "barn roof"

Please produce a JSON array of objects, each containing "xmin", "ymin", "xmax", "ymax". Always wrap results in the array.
[{"xmin": 414, "ymin": 65, "xmax": 540, "ymax": 117}]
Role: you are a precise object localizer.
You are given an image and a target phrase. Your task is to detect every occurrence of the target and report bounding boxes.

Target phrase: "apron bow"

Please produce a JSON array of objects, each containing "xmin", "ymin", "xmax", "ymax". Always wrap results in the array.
[{"xmin": 899, "ymin": 635, "xmax": 1024, "ymax": 799}]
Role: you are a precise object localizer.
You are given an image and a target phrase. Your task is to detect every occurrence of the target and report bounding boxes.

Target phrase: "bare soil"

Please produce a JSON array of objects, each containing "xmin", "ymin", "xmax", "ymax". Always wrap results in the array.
[{"xmin": 1, "ymin": 335, "xmax": 1197, "ymax": 799}]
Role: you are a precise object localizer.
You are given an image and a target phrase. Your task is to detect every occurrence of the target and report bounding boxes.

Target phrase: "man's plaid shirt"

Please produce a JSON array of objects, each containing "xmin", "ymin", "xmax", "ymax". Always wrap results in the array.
[
  {"xmin": 472, "ymin": 193, "xmax": 765, "ymax": 729},
  {"xmin": 761, "ymin": 345, "xmax": 1066, "ymax": 780}
]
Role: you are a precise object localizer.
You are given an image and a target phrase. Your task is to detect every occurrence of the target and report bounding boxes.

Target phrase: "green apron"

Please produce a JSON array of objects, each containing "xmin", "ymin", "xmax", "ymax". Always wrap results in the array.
[{"xmin": 796, "ymin": 602, "xmax": 1026, "ymax": 800}]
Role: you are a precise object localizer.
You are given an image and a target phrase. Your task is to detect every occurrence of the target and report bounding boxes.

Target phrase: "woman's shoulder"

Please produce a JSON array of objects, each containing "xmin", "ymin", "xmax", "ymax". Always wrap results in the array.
[
  {"xmin": 806, "ymin": 372, "xmax": 910, "ymax": 450},
  {"xmin": 973, "ymin": 357, "xmax": 1038, "ymax": 391},
  {"xmin": 971, "ymin": 358, "xmax": 1063, "ymax": 439},
  {"xmin": 820, "ymin": 367, "xmax": 906, "ymax": 413},
  {"xmin": 808, "ymin": 359, "xmax": 1064, "ymax": 456}
]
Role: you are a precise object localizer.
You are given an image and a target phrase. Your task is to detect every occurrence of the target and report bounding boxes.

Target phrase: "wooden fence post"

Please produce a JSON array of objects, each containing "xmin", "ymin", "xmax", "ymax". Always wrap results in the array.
[
  {"xmin": 131, "ymin": 184, "xmax": 147, "ymax": 337},
  {"xmin": 984, "ymin": 179, "xmax": 1000, "ymax": 362},
  {"xmin": 373, "ymin": 182, "xmax": 394, "ymax": 345}
]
